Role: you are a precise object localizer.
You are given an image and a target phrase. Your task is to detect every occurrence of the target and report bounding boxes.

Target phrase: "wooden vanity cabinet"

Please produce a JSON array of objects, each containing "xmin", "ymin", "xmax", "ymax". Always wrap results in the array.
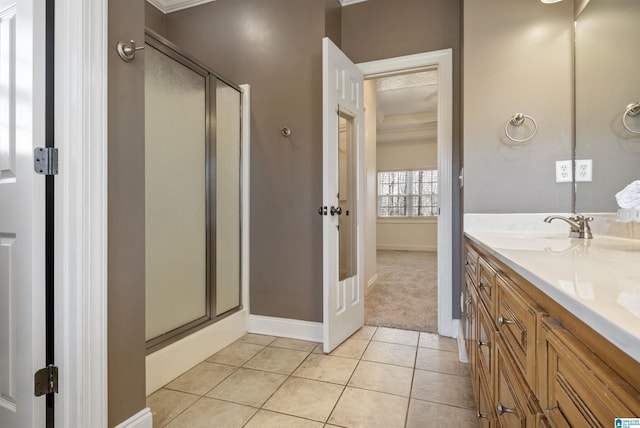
[
  {"xmin": 537, "ymin": 317, "xmax": 640, "ymax": 426},
  {"xmin": 464, "ymin": 240, "xmax": 640, "ymax": 428}
]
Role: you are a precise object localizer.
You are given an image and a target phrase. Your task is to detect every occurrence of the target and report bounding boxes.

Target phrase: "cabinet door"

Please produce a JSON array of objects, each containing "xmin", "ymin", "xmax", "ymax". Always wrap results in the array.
[
  {"xmin": 496, "ymin": 275, "xmax": 543, "ymax": 390},
  {"xmin": 537, "ymin": 317, "xmax": 640, "ymax": 427},
  {"xmin": 495, "ymin": 335, "xmax": 544, "ymax": 428}
]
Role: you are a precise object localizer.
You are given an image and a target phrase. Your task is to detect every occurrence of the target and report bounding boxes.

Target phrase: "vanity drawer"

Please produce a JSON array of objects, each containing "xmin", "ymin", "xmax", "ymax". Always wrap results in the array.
[
  {"xmin": 537, "ymin": 317, "xmax": 640, "ymax": 427},
  {"xmin": 494, "ymin": 335, "xmax": 545, "ymax": 428},
  {"xmin": 477, "ymin": 256, "xmax": 497, "ymax": 317},
  {"xmin": 495, "ymin": 274, "xmax": 544, "ymax": 390},
  {"xmin": 465, "ymin": 244, "xmax": 479, "ymax": 283}
]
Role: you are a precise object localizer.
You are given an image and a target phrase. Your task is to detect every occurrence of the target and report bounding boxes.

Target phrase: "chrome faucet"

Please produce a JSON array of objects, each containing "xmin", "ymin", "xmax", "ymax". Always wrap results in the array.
[{"xmin": 544, "ymin": 215, "xmax": 593, "ymax": 239}]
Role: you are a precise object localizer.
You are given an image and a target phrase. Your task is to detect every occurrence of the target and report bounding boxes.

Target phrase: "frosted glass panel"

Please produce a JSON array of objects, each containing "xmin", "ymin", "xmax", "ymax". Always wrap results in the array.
[
  {"xmin": 145, "ymin": 45, "xmax": 207, "ymax": 341},
  {"xmin": 215, "ymin": 80, "xmax": 241, "ymax": 315}
]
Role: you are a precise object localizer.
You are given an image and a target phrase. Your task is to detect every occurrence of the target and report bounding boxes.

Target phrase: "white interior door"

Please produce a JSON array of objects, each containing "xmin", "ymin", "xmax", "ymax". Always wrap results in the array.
[
  {"xmin": 322, "ymin": 37, "xmax": 364, "ymax": 353},
  {"xmin": 0, "ymin": 0, "xmax": 47, "ymax": 427}
]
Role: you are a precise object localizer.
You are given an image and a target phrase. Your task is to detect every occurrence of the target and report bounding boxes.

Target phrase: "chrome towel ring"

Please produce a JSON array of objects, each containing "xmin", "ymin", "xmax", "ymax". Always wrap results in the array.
[
  {"xmin": 622, "ymin": 102, "xmax": 640, "ymax": 134},
  {"xmin": 505, "ymin": 113, "xmax": 538, "ymax": 143}
]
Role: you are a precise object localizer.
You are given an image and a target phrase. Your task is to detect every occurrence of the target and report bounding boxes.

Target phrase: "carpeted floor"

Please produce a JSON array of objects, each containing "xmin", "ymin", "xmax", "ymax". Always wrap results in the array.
[{"xmin": 364, "ymin": 250, "xmax": 437, "ymax": 333}]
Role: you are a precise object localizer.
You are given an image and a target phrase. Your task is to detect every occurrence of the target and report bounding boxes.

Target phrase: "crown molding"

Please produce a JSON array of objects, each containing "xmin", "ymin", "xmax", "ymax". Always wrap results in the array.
[
  {"xmin": 148, "ymin": 0, "xmax": 367, "ymax": 14},
  {"xmin": 146, "ymin": 0, "xmax": 216, "ymax": 14}
]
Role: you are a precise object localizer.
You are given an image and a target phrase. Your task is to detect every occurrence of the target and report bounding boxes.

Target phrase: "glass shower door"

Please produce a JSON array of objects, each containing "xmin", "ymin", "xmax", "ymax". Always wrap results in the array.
[
  {"xmin": 145, "ymin": 43, "xmax": 208, "ymax": 344},
  {"xmin": 144, "ymin": 32, "xmax": 244, "ymax": 351}
]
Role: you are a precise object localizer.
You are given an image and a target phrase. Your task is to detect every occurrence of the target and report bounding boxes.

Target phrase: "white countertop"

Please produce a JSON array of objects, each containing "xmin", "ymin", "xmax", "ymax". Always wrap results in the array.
[{"xmin": 464, "ymin": 214, "xmax": 640, "ymax": 363}]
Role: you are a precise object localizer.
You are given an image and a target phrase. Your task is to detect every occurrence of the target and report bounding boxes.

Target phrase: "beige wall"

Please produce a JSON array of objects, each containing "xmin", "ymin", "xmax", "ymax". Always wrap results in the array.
[
  {"xmin": 377, "ymin": 140, "xmax": 436, "ymax": 171},
  {"xmin": 377, "ymin": 219, "xmax": 438, "ymax": 252},
  {"xmin": 463, "ymin": 0, "xmax": 574, "ymax": 213},
  {"xmin": 108, "ymin": 0, "xmax": 146, "ymax": 425}
]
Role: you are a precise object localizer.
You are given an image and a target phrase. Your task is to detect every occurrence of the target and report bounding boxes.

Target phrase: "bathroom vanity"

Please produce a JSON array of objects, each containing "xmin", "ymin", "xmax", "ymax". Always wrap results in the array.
[{"xmin": 463, "ymin": 215, "xmax": 640, "ymax": 427}]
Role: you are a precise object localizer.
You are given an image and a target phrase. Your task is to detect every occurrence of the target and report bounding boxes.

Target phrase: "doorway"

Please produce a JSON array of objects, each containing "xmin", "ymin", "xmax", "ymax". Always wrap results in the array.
[
  {"xmin": 364, "ymin": 69, "xmax": 439, "ymax": 333},
  {"xmin": 358, "ymin": 50, "xmax": 455, "ymax": 338}
]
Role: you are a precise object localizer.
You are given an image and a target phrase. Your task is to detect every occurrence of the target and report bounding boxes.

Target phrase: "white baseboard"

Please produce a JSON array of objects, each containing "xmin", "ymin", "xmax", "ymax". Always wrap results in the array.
[
  {"xmin": 457, "ymin": 320, "xmax": 468, "ymax": 363},
  {"xmin": 376, "ymin": 244, "xmax": 437, "ymax": 252},
  {"xmin": 145, "ymin": 309, "xmax": 248, "ymax": 395},
  {"xmin": 114, "ymin": 408, "xmax": 153, "ymax": 428},
  {"xmin": 249, "ymin": 315, "xmax": 323, "ymax": 343}
]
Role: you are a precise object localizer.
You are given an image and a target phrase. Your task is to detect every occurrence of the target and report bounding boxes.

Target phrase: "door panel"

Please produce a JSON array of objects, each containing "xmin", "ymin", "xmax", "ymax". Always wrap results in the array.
[
  {"xmin": 0, "ymin": 0, "xmax": 46, "ymax": 426},
  {"xmin": 323, "ymin": 37, "xmax": 364, "ymax": 352}
]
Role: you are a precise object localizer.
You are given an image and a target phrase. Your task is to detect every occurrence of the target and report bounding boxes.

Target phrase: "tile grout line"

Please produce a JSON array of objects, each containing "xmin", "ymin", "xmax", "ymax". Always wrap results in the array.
[{"xmin": 323, "ymin": 328, "xmax": 376, "ymax": 426}]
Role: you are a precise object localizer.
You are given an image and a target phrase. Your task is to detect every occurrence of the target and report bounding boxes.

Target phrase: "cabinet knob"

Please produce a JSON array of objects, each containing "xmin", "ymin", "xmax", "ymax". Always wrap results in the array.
[
  {"xmin": 497, "ymin": 314, "xmax": 514, "ymax": 326},
  {"xmin": 479, "ymin": 281, "xmax": 491, "ymax": 288},
  {"xmin": 496, "ymin": 402, "xmax": 515, "ymax": 416},
  {"xmin": 477, "ymin": 411, "xmax": 488, "ymax": 419},
  {"xmin": 477, "ymin": 340, "xmax": 489, "ymax": 347}
]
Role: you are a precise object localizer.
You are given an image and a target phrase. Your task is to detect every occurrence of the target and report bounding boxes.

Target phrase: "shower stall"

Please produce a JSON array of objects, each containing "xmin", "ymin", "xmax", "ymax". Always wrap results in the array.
[{"xmin": 144, "ymin": 30, "xmax": 249, "ymax": 392}]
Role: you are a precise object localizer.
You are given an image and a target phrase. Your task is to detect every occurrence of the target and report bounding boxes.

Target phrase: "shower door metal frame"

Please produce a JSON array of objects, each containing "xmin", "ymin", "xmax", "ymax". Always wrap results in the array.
[{"xmin": 144, "ymin": 30, "xmax": 244, "ymax": 353}]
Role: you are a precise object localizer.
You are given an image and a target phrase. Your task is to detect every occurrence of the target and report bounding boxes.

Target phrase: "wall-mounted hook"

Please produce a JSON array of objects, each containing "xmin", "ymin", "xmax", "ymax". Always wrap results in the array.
[
  {"xmin": 116, "ymin": 40, "xmax": 144, "ymax": 62},
  {"xmin": 281, "ymin": 127, "xmax": 292, "ymax": 137}
]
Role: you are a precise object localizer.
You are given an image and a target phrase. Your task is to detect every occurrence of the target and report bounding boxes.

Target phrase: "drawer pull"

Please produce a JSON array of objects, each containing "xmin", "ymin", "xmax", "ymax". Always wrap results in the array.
[
  {"xmin": 479, "ymin": 281, "xmax": 491, "ymax": 288},
  {"xmin": 496, "ymin": 402, "xmax": 515, "ymax": 416},
  {"xmin": 477, "ymin": 340, "xmax": 489, "ymax": 347},
  {"xmin": 497, "ymin": 315, "xmax": 514, "ymax": 326}
]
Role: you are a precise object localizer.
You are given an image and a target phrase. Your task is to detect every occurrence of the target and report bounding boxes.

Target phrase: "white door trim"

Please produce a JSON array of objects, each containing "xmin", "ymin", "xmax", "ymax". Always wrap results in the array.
[
  {"xmin": 358, "ymin": 49, "xmax": 456, "ymax": 338},
  {"xmin": 54, "ymin": 0, "xmax": 108, "ymax": 426}
]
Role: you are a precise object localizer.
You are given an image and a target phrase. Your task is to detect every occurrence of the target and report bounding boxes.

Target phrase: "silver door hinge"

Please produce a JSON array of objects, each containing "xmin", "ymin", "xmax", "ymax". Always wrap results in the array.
[
  {"xmin": 34, "ymin": 147, "xmax": 58, "ymax": 176},
  {"xmin": 34, "ymin": 365, "xmax": 58, "ymax": 396}
]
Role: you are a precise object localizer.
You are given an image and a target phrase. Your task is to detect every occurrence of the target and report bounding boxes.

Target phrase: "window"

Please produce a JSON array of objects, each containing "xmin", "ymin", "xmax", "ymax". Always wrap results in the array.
[{"xmin": 377, "ymin": 170, "xmax": 438, "ymax": 217}]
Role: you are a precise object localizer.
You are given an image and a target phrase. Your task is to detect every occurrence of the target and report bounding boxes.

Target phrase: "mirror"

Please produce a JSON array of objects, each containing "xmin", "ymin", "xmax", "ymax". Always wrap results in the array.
[
  {"xmin": 575, "ymin": 0, "xmax": 640, "ymax": 212},
  {"xmin": 338, "ymin": 108, "xmax": 357, "ymax": 281}
]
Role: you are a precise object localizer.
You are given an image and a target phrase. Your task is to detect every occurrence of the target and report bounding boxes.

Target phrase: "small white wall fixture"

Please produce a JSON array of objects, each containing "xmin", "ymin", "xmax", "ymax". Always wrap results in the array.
[{"xmin": 358, "ymin": 49, "xmax": 455, "ymax": 338}]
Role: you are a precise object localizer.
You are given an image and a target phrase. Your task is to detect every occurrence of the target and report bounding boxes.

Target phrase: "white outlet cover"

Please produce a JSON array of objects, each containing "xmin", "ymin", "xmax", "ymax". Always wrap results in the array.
[
  {"xmin": 575, "ymin": 159, "xmax": 592, "ymax": 182},
  {"xmin": 555, "ymin": 160, "xmax": 573, "ymax": 183}
]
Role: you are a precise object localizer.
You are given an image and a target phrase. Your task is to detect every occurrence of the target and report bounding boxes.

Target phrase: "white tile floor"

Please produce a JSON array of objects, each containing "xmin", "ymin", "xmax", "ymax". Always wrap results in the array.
[{"xmin": 147, "ymin": 326, "xmax": 480, "ymax": 428}]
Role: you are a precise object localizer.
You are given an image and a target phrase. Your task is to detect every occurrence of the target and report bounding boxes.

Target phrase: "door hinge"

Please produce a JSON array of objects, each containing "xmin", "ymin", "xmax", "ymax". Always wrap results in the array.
[
  {"xmin": 33, "ymin": 147, "xmax": 59, "ymax": 176},
  {"xmin": 34, "ymin": 365, "xmax": 59, "ymax": 397}
]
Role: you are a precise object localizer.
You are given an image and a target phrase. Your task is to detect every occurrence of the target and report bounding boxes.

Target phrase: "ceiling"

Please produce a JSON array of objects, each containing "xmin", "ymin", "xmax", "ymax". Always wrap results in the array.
[
  {"xmin": 374, "ymin": 69, "xmax": 439, "ymax": 144},
  {"xmin": 148, "ymin": 0, "xmax": 369, "ymax": 14}
]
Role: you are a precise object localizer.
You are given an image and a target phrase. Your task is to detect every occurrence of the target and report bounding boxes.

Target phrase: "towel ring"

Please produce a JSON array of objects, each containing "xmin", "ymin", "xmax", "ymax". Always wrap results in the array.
[
  {"xmin": 505, "ymin": 113, "xmax": 537, "ymax": 143},
  {"xmin": 622, "ymin": 102, "xmax": 640, "ymax": 134}
]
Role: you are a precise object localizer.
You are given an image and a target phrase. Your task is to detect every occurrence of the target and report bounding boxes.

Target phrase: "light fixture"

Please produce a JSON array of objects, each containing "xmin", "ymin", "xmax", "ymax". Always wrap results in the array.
[{"xmin": 540, "ymin": 0, "xmax": 563, "ymax": 3}]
